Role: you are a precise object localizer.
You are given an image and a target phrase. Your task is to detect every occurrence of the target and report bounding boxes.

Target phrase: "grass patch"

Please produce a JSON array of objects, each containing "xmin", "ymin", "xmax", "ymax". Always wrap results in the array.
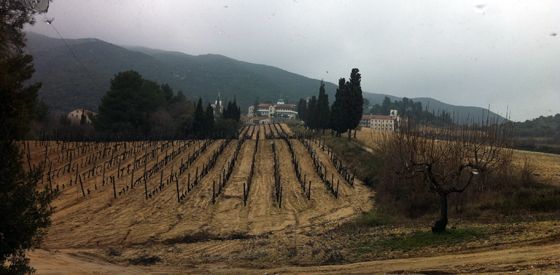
[
  {"xmin": 484, "ymin": 183, "xmax": 560, "ymax": 214},
  {"xmin": 164, "ymin": 231, "xmax": 254, "ymax": 244},
  {"xmin": 355, "ymin": 211, "xmax": 392, "ymax": 227},
  {"xmin": 322, "ymin": 135, "xmax": 383, "ymax": 188},
  {"xmin": 355, "ymin": 228, "xmax": 485, "ymax": 253}
]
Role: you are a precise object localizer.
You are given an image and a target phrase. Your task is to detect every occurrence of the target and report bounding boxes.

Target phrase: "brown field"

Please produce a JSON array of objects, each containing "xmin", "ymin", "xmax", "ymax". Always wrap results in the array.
[
  {"xmin": 355, "ymin": 127, "xmax": 560, "ymax": 186},
  {"xmin": 23, "ymin": 123, "xmax": 374, "ymax": 272},
  {"xmin": 20, "ymin": 124, "xmax": 560, "ymax": 273}
]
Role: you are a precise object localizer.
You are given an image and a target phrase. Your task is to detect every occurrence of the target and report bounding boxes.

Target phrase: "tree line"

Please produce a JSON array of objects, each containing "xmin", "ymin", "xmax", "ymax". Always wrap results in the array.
[
  {"xmin": 298, "ymin": 68, "xmax": 364, "ymax": 137},
  {"xmin": 92, "ymin": 70, "xmax": 241, "ymax": 138},
  {"xmin": 368, "ymin": 96, "xmax": 453, "ymax": 126}
]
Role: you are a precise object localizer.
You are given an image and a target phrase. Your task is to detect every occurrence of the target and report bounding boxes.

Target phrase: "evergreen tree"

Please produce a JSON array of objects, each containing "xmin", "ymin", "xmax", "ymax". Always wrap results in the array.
[
  {"xmin": 232, "ymin": 97, "xmax": 241, "ymax": 121},
  {"xmin": 329, "ymin": 78, "xmax": 349, "ymax": 136},
  {"xmin": 316, "ymin": 81, "xmax": 330, "ymax": 131},
  {"xmin": 347, "ymin": 68, "xmax": 364, "ymax": 138},
  {"xmin": 192, "ymin": 98, "xmax": 205, "ymax": 136},
  {"xmin": 160, "ymin": 83, "xmax": 174, "ymax": 104},
  {"xmin": 381, "ymin": 96, "xmax": 392, "ymax": 114},
  {"xmin": 94, "ymin": 71, "xmax": 166, "ymax": 134},
  {"xmin": 173, "ymin": 90, "xmax": 186, "ymax": 103},
  {"xmin": 307, "ymin": 96, "xmax": 318, "ymax": 129},
  {"xmin": 1, "ymin": 1, "xmax": 53, "ymax": 273},
  {"xmin": 205, "ymin": 103, "xmax": 215, "ymax": 135},
  {"xmin": 297, "ymin": 98, "xmax": 307, "ymax": 121}
]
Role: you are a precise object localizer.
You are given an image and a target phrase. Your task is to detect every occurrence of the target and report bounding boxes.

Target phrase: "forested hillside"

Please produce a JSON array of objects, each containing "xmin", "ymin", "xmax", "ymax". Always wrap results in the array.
[{"xmin": 26, "ymin": 32, "xmax": 505, "ymax": 124}]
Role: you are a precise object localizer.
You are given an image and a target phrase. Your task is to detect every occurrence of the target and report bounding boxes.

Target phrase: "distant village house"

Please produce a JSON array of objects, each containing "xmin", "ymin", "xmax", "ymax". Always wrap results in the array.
[
  {"xmin": 248, "ymin": 99, "xmax": 298, "ymax": 119},
  {"xmin": 360, "ymin": 109, "xmax": 400, "ymax": 131},
  {"xmin": 67, "ymin": 109, "xmax": 96, "ymax": 125}
]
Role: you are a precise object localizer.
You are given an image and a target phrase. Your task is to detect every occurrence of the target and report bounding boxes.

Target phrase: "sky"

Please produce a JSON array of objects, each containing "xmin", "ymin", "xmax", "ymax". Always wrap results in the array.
[{"xmin": 26, "ymin": 0, "xmax": 560, "ymax": 121}]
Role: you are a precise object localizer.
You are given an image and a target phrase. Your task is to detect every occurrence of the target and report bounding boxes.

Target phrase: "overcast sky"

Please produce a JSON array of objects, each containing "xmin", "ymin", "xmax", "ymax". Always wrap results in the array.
[{"xmin": 26, "ymin": 0, "xmax": 560, "ymax": 121}]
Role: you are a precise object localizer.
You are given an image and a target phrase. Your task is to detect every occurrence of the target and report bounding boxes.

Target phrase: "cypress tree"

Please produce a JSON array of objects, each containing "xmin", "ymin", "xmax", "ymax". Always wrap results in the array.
[
  {"xmin": 297, "ymin": 98, "xmax": 307, "ymax": 121},
  {"xmin": 347, "ymin": 68, "xmax": 364, "ymax": 138},
  {"xmin": 205, "ymin": 103, "xmax": 215, "ymax": 135},
  {"xmin": 192, "ymin": 98, "xmax": 205, "ymax": 136},
  {"xmin": 316, "ymin": 81, "xmax": 330, "ymax": 131},
  {"xmin": 233, "ymin": 97, "xmax": 241, "ymax": 121},
  {"xmin": 329, "ymin": 78, "xmax": 349, "ymax": 136},
  {"xmin": 307, "ymin": 96, "xmax": 318, "ymax": 130}
]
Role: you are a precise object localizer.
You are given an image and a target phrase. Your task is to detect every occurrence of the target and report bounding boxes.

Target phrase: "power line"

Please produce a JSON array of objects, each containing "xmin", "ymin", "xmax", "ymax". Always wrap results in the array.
[{"xmin": 41, "ymin": 16, "xmax": 105, "ymax": 93}]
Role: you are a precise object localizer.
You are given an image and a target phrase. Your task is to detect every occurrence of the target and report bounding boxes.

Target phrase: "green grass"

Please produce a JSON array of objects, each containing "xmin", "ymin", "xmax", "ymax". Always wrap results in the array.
[
  {"xmin": 355, "ymin": 228, "xmax": 485, "ymax": 254},
  {"xmin": 355, "ymin": 211, "xmax": 392, "ymax": 227},
  {"xmin": 321, "ymin": 135, "xmax": 383, "ymax": 187},
  {"xmin": 483, "ymin": 184, "xmax": 560, "ymax": 214}
]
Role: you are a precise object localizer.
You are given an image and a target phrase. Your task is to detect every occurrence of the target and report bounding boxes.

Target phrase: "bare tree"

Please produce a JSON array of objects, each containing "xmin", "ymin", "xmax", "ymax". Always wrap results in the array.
[{"xmin": 379, "ymin": 120, "xmax": 512, "ymax": 233}]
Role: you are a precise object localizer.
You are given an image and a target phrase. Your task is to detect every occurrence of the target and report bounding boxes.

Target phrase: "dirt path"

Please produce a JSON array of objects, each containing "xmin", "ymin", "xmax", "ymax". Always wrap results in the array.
[{"xmin": 30, "ymin": 240, "xmax": 560, "ymax": 274}]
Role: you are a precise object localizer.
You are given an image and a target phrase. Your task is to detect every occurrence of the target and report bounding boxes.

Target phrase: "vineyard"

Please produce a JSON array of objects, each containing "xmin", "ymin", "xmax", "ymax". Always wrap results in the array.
[{"xmin": 22, "ymin": 123, "xmax": 373, "ymax": 248}]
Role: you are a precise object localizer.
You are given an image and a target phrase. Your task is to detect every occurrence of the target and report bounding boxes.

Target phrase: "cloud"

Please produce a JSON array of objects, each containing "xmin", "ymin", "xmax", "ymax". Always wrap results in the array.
[{"xmin": 26, "ymin": 0, "xmax": 560, "ymax": 121}]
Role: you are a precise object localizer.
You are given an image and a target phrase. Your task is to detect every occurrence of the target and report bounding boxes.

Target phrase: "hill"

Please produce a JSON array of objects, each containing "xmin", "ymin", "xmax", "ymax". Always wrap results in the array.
[{"xmin": 25, "ymin": 32, "xmax": 505, "ymax": 123}]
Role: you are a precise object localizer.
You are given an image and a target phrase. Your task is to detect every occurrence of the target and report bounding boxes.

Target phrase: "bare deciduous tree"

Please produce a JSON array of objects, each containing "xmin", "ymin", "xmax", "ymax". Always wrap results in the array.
[{"xmin": 379, "ymin": 120, "xmax": 512, "ymax": 233}]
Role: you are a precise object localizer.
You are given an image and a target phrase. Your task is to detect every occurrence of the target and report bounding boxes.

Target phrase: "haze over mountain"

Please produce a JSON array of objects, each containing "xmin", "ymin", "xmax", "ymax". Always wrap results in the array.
[{"xmin": 26, "ymin": 32, "xmax": 505, "ymax": 123}]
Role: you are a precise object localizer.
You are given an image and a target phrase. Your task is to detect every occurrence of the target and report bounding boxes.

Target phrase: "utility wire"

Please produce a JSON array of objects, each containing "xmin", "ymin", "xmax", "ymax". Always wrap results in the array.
[{"xmin": 41, "ymin": 16, "xmax": 106, "ymax": 93}]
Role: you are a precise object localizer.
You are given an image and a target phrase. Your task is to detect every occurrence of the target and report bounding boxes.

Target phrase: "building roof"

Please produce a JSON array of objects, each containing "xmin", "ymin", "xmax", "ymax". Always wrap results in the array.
[
  {"xmin": 257, "ymin": 103, "xmax": 271, "ymax": 108},
  {"xmin": 275, "ymin": 104, "xmax": 296, "ymax": 110},
  {"xmin": 362, "ymin": 115, "xmax": 394, "ymax": 121}
]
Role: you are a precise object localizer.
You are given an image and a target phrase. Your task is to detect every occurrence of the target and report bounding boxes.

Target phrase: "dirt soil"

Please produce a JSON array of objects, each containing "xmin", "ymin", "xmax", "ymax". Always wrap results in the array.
[{"xmin": 23, "ymin": 124, "xmax": 560, "ymax": 273}]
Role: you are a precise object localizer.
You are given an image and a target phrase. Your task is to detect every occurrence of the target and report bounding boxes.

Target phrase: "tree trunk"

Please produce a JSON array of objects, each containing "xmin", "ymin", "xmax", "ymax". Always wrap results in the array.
[
  {"xmin": 432, "ymin": 193, "xmax": 448, "ymax": 233},
  {"xmin": 347, "ymin": 130, "xmax": 352, "ymax": 139}
]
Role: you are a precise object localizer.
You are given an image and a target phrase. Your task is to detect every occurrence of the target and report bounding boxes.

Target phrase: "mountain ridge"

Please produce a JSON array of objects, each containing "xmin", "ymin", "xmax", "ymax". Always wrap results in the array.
[{"xmin": 25, "ymin": 32, "xmax": 506, "ymax": 123}]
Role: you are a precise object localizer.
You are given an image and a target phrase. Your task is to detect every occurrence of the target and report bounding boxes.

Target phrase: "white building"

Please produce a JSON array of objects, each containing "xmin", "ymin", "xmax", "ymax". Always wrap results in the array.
[
  {"xmin": 360, "ymin": 109, "xmax": 400, "ymax": 131},
  {"xmin": 210, "ymin": 93, "xmax": 224, "ymax": 116},
  {"xmin": 67, "ymin": 109, "xmax": 96, "ymax": 125},
  {"xmin": 248, "ymin": 99, "xmax": 297, "ymax": 119}
]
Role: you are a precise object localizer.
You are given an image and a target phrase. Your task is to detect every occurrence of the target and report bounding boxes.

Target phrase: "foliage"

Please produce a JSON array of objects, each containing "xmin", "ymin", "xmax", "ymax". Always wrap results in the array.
[
  {"xmin": 205, "ymin": 104, "xmax": 215, "ymax": 134},
  {"xmin": 25, "ymin": 32, "xmax": 338, "ymax": 114},
  {"xmin": 510, "ymin": 114, "xmax": 560, "ymax": 154},
  {"xmin": 346, "ymin": 69, "xmax": 364, "ymax": 137},
  {"xmin": 1, "ymin": 1, "xmax": 53, "ymax": 273},
  {"xmin": 297, "ymin": 98, "xmax": 307, "ymax": 121},
  {"xmin": 192, "ymin": 98, "xmax": 206, "ymax": 136},
  {"xmin": 223, "ymin": 98, "xmax": 241, "ymax": 121},
  {"xmin": 316, "ymin": 81, "xmax": 330, "ymax": 130},
  {"xmin": 95, "ymin": 71, "xmax": 165, "ymax": 134},
  {"xmin": 355, "ymin": 228, "xmax": 485, "ymax": 253},
  {"xmin": 512, "ymin": 114, "xmax": 560, "ymax": 138},
  {"xmin": 94, "ymin": 70, "xmax": 194, "ymax": 137},
  {"xmin": 369, "ymin": 96, "xmax": 453, "ymax": 126},
  {"xmin": 354, "ymin": 211, "xmax": 392, "ymax": 227},
  {"xmin": 321, "ymin": 134, "xmax": 383, "ymax": 188},
  {"xmin": 329, "ymin": 78, "xmax": 348, "ymax": 135},
  {"xmin": 306, "ymin": 96, "xmax": 318, "ymax": 129},
  {"xmin": 327, "ymin": 69, "xmax": 363, "ymax": 137}
]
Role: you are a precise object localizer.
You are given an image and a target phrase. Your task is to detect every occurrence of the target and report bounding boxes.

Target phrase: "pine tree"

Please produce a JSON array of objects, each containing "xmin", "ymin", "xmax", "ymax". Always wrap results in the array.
[
  {"xmin": 1, "ymin": 1, "xmax": 53, "ymax": 273},
  {"xmin": 316, "ymin": 81, "xmax": 330, "ymax": 131}
]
